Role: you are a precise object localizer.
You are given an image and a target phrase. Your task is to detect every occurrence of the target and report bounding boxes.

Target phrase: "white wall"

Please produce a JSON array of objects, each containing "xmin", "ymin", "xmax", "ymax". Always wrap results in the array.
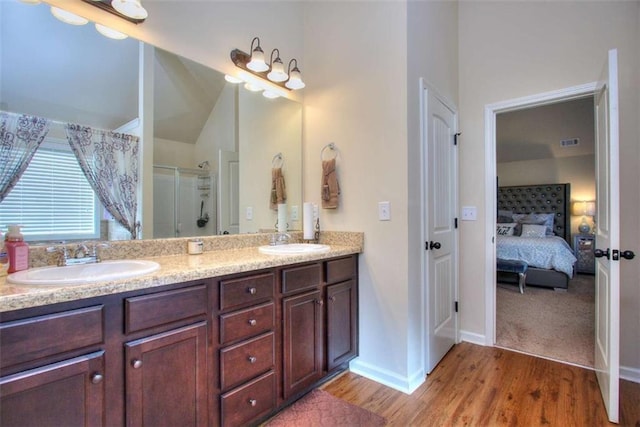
[
  {"xmin": 498, "ymin": 155, "xmax": 596, "ymax": 234},
  {"xmin": 459, "ymin": 1, "xmax": 639, "ymax": 374}
]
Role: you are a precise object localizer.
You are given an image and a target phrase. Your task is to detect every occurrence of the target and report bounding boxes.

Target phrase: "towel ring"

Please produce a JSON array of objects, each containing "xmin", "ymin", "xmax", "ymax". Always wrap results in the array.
[
  {"xmin": 321, "ymin": 143, "xmax": 337, "ymax": 161},
  {"xmin": 272, "ymin": 152, "xmax": 284, "ymax": 168}
]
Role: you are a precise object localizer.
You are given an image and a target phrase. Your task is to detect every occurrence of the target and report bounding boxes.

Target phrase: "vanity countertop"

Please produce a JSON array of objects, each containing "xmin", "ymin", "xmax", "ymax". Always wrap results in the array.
[{"xmin": 0, "ymin": 244, "xmax": 361, "ymax": 313}]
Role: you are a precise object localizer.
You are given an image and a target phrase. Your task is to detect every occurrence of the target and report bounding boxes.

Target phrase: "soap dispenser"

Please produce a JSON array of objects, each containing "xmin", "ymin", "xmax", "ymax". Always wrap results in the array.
[
  {"xmin": 5, "ymin": 224, "xmax": 29, "ymax": 273},
  {"xmin": 0, "ymin": 230, "xmax": 8, "ymax": 277}
]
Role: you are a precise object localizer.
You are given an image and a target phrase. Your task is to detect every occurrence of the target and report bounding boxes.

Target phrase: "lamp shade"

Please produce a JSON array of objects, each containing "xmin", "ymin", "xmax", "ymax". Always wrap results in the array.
[
  {"xmin": 267, "ymin": 58, "xmax": 288, "ymax": 82},
  {"xmin": 247, "ymin": 47, "xmax": 269, "ymax": 72},
  {"xmin": 285, "ymin": 67, "xmax": 305, "ymax": 90},
  {"xmin": 572, "ymin": 201, "xmax": 596, "ymax": 216},
  {"xmin": 51, "ymin": 7, "xmax": 88, "ymax": 25},
  {"xmin": 111, "ymin": 0, "xmax": 148, "ymax": 20}
]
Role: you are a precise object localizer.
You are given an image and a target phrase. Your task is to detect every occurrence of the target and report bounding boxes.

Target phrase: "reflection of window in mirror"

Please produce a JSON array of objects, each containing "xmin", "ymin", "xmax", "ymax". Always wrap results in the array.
[{"xmin": 0, "ymin": 135, "xmax": 100, "ymax": 242}]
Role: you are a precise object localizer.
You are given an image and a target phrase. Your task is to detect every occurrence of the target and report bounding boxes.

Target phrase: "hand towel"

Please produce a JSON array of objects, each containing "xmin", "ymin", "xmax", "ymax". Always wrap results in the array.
[
  {"xmin": 270, "ymin": 167, "xmax": 287, "ymax": 210},
  {"xmin": 321, "ymin": 158, "xmax": 340, "ymax": 209}
]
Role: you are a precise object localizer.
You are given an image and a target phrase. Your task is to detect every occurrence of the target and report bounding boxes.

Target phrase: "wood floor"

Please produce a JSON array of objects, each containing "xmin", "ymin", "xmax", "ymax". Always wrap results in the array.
[{"xmin": 321, "ymin": 342, "xmax": 640, "ymax": 426}]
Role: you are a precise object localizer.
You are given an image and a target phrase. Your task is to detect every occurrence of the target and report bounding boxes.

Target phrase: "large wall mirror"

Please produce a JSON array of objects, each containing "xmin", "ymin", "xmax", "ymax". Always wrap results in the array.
[{"xmin": 0, "ymin": 1, "xmax": 302, "ymax": 241}]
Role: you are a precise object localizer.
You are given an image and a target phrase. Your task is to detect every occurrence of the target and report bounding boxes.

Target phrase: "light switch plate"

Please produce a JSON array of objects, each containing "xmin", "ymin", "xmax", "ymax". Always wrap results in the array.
[
  {"xmin": 461, "ymin": 206, "xmax": 477, "ymax": 221},
  {"xmin": 245, "ymin": 206, "xmax": 253, "ymax": 220},
  {"xmin": 290, "ymin": 205, "xmax": 299, "ymax": 221},
  {"xmin": 378, "ymin": 201, "xmax": 391, "ymax": 221}
]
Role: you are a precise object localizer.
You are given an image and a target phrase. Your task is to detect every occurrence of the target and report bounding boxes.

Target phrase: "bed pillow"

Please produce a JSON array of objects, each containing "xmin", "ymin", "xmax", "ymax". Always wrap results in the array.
[
  {"xmin": 496, "ymin": 223, "xmax": 517, "ymax": 236},
  {"xmin": 520, "ymin": 223, "xmax": 548, "ymax": 238},
  {"xmin": 512, "ymin": 213, "xmax": 555, "ymax": 236}
]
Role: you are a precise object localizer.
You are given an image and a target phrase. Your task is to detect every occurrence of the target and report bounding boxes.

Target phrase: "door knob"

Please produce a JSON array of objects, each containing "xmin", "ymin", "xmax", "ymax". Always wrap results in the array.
[
  {"xmin": 430, "ymin": 241, "xmax": 441, "ymax": 250},
  {"xmin": 621, "ymin": 250, "xmax": 635, "ymax": 260},
  {"xmin": 594, "ymin": 248, "xmax": 610, "ymax": 259}
]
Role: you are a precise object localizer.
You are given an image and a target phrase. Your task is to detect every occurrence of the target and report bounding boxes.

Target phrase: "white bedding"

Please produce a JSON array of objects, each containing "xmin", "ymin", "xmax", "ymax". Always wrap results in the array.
[{"xmin": 496, "ymin": 235, "xmax": 577, "ymax": 277}]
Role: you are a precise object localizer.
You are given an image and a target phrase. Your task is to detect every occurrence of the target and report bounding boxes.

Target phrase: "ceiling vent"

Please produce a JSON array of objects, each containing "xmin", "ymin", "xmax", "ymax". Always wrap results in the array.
[{"xmin": 560, "ymin": 138, "xmax": 580, "ymax": 147}]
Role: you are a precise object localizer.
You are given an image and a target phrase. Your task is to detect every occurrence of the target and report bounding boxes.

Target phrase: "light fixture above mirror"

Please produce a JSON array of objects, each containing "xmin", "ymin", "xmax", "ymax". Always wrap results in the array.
[
  {"xmin": 81, "ymin": 0, "xmax": 148, "ymax": 24},
  {"xmin": 230, "ymin": 37, "xmax": 305, "ymax": 93}
]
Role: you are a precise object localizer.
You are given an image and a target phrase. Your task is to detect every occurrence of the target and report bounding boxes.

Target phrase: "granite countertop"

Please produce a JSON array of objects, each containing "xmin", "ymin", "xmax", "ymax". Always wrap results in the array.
[{"xmin": 0, "ymin": 240, "xmax": 362, "ymax": 313}]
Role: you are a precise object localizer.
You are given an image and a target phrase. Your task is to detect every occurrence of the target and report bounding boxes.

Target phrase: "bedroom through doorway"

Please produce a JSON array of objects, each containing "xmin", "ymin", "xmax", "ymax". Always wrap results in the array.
[{"xmin": 494, "ymin": 95, "xmax": 596, "ymax": 368}]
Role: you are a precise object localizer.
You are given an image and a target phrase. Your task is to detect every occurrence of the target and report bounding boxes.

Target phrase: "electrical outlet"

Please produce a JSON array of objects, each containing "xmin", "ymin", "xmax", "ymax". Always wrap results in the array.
[
  {"xmin": 246, "ymin": 206, "xmax": 253, "ymax": 220},
  {"xmin": 290, "ymin": 205, "xmax": 299, "ymax": 221},
  {"xmin": 378, "ymin": 201, "xmax": 391, "ymax": 221},
  {"xmin": 461, "ymin": 206, "xmax": 477, "ymax": 221}
]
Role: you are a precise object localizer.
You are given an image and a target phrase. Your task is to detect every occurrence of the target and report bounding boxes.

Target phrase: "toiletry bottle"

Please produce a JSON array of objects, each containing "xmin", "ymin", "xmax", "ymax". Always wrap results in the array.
[
  {"xmin": 5, "ymin": 224, "xmax": 29, "ymax": 273},
  {"xmin": 0, "ymin": 230, "xmax": 8, "ymax": 277}
]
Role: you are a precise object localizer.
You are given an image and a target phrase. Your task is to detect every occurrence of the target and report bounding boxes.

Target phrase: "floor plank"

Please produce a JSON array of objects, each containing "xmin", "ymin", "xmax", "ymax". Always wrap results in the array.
[{"xmin": 321, "ymin": 343, "xmax": 640, "ymax": 426}]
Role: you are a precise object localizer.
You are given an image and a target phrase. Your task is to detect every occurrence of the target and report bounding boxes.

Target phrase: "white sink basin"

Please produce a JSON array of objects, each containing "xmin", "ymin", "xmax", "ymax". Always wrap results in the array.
[
  {"xmin": 258, "ymin": 243, "xmax": 330, "ymax": 255},
  {"xmin": 7, "ymin": 260, "xmax": 160, "ymax": 286}
]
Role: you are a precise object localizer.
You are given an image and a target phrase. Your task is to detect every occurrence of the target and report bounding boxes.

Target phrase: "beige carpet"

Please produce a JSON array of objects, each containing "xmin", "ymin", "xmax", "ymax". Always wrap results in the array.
[{"xmin": 496, "ymin": 274, "xmax": 595, "ymax": 367}]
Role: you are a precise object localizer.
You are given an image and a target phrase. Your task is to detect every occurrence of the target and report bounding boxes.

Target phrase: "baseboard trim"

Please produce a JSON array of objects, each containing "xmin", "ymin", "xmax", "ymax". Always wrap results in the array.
[
  {"xmin": 621, "ymin": 365, "xmax": 640, "ymax": 383},
  {"xmin": 459, "ymin": 330, "xmax": 487, "ymax": 346},
  {"xmin": 348, "ymin": 358, "xmax": 425, "ymax": 395}
]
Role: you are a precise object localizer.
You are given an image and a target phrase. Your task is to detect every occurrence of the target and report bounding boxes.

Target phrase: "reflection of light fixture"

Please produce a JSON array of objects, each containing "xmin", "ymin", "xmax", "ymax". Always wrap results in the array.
[
  {"xmin": 50, "ymin": 7, "xmax": 88, "ymax": 25},
  {"xmin": 230, "ymin": 37, "xmax": 305, "ymax": 91},
  {"xmin": 572, "ymin": 201, "xmax": 596, "ymax": 234},
  {"xmin": 81, "ymin": 0, "xmax": 147, "ymax": 24},
  {"xmin": 267, "ymin": 49, "xmax": 288, "ymax": 82},
  {"xmin": 111, "ymin": 0, "xmax": 148, "ymax": 20},
  {"xmin": 285, "ymin": 59, "xmax": 305, "ymax": 90},
  {"xmin": 19, "ymin": 0, "xmax": 42, "ymax": 5},
  {"xmin": 246, "ymin": 37, "xmax": 269, "ymax": 72},
  {"xmin": 224, "ymin": 75, "xmax": 243, "ymax": 84},
  {"xmin": 244, "ymin": 82, "xmax": 263, "ymax": 92},
  {"xmin": 263, "ymin": 91, "xmax": 280, "ymax": 99},
  {"xmin": 95, "ymin": 23, "xmax": 128, "ymax": 40}
]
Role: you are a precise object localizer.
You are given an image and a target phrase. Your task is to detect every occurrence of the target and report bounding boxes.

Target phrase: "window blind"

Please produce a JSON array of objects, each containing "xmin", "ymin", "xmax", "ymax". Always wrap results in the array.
[{"xmin": 0, "ymin": 141, "xmax": 99, "ymax": 241}]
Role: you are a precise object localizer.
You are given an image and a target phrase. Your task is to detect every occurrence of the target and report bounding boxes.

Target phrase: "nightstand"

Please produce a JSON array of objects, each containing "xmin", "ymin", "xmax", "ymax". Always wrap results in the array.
[{"xmin": 573, "ymin": 234, "xmax": 595, "ymax": 274}]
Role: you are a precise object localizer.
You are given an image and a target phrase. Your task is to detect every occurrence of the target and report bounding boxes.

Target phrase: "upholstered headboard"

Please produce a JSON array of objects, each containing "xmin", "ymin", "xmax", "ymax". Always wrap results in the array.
[{"xmin": 497, "ymin": 183, "xmax": 571, "ymax": 243}]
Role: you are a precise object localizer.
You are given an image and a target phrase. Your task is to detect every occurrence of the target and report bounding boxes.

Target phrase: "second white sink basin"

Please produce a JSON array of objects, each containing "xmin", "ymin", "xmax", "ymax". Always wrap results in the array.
[
  {"xmin": 258, "ymin": 243, "xmax": 330, "ymax": 255},
  {"xmin": 7, "ymin": 260, "xmax": 160, "ymax": 286}
]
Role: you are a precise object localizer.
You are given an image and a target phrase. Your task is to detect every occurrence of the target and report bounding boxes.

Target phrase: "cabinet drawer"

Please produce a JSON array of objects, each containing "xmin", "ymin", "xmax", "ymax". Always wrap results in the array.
[
  {"xmin": 281, "ymin": 263, "xmax": 322, "ymax": 294},
  {"xmin": 125, "ymin": 285, "xmax": 207, "ymax": 334},
  {"xmin": 219, "ymin": 273, "xmax": 274, "ymax": 311},
  {"xmin": 220, "ymin": 332, "xmax": 275, "ymax": 391},
  {"xmin": 326, "ymin": 256, "xmax": 356, "ymax": 284},
  {"xmin": 0, "ymin": 306, "xmax": 104, "ymax": 369},
  {"xmin": 220, "ymin": 302, "xmax": 274, "ymax": 345},
  {"xmin": 220, "ymin": 370, "xmax": 276, "ymax": 427}
]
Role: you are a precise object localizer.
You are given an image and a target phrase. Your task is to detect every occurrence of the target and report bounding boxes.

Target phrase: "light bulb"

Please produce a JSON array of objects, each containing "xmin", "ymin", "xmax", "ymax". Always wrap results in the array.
[
  {"xmin": 111, "ymin": 0, "xmax": 148, "ymax": 20},
  {"xmin": 50, "ymin": 7, "xmax": 89, "ymax": 25},
  {"xmin": 95, "ymin": 23, "xmax": 128, "ymax": 40}
]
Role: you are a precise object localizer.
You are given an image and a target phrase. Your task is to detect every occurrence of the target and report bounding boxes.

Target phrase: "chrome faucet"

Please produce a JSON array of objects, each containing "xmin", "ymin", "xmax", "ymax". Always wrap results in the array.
[
  {"xmin": 46, "ymin": 242, "xmax": 108, "ymax": 266},
  {"xmin": 270, "ymin": 233, "xmax": 292, "ymax": 246}
]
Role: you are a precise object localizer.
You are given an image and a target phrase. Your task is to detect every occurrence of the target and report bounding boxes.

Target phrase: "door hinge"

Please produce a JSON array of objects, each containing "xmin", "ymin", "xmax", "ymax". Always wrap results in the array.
[
  {"xmin": 454, "ymin": 132, "xmax": 461, "ymax": 146},
  {"xmin": 454, "ymin": 218, "xmax": 458, "ymax": 229},
  {"xmin": 454, "ymin": 301, "xmax": 459, "ymax": 312}
]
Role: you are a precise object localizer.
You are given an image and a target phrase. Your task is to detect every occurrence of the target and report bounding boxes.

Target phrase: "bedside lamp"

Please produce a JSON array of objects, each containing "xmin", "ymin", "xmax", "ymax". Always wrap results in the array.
[{"xmin": 572, "ymin": 201, "xmax": 596, "ymax": 234}]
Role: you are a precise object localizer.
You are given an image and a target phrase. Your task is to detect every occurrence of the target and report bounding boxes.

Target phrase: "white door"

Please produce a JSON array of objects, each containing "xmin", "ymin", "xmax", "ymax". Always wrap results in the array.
[
  {"xmin": 423, "ymin": 83, "xmax": 458, "ymax": 374},
  {"xmin": 594, "ymin": 48, "xmax": 621, "ymax": 424},
  {"xmin": 219, "ymin": 150, "xmax": 239, "ymax": 235}
]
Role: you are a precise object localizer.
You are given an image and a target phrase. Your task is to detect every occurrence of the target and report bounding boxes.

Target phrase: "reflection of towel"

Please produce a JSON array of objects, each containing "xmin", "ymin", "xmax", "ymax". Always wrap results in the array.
[
  {"xmin": 321, "ymin": 158, "xmax": 340, "ymax": 209},
  {"xmin": 270, "ymin": 167, "xmax": 287, "ymax": 210}
]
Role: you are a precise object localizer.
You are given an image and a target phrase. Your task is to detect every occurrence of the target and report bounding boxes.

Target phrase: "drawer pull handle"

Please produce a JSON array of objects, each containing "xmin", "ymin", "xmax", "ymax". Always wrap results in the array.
[
  {"xmin": 248, "ymin": 319, "xmax": 257, "ymax": 326},
  {"xmin": 131, "ymin": 359, "xmax": 143, "ymax": 369},
  {"xmin": 248, "ymin": 287, "xmax": 257, "ymax": 295},
  {"xmin": 91, "ymin": 373, "xmax": 103, "ymax": 384},
  {"xmin": 248, "ymin": 356, "xmax": 257, "ymax": 364},
  {"xmin": 248, "ymin": 399, "xmax": 257, "ymax": 407}
]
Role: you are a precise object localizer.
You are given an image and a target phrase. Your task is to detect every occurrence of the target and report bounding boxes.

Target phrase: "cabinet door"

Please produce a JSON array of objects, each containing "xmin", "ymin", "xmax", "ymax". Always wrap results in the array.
[
  {"xmin": 282, "ymin": 290, "xmax": 323, "ymax": 399},
  {"xmin": 326, "ymin": 280, "xmax": 358, "ymax": 371},
  {"xmin": 125, "ymin": 322, "xmax": 207, "ymax": 427},
  {"xmin": 0, "ymin": 351, "xmax": 105, "ymax": 427}
]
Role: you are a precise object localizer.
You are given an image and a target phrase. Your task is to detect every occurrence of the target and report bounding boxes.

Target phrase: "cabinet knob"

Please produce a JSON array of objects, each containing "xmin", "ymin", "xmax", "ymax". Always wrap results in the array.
[
  {"xmin": 248, "ymin": 319, "xmax": 257, "ymax": 326},
  {"xmin": 91, "ymin": 373, "xmax": 103, "ymax": 384},
  {"xmin": 247, "ymin": 287, "xmax": 257, "ymax": 295},
  {"xmin": 329, "ymin": 296, "xmax": 336, "ymax": 302},
  {"xmin": 316, "ymin": 299, "xmax": 324, "ymax": 306},
  {"xmin": 248, "ymin": 356, "xmax": 257, "ymax": 364},
  {"xmin": 248, "ymin": 399, "xmax": 257, "ymax": 407},
  {"xmin": 131, "ymin": 359, "xmax": 143, "ymax": 369}
]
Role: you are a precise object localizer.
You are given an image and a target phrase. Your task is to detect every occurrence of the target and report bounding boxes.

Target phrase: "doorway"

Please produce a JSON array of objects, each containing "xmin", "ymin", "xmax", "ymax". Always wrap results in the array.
[{"xmin": 483, "ymin": 82, "xmax": 598, "ymax": 356}]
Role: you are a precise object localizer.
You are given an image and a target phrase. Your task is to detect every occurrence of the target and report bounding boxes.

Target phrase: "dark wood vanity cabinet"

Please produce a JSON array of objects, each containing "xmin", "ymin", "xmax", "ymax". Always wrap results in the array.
[{"xmin": 0, "ymin": 254, "xmax": 358, "ymax": 427}]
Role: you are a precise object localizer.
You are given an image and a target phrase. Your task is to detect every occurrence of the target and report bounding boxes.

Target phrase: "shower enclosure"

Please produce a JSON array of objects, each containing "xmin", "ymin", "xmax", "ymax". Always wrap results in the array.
[{"xmin": 153, "ymin": 166, "xmax": 217, "ymax": 238}]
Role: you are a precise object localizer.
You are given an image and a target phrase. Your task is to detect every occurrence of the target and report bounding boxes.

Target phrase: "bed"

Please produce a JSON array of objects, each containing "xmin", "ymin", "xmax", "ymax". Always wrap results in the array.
[{"xmin": 497, "ymin": 183, "xmax": 577, "ymax": 290}]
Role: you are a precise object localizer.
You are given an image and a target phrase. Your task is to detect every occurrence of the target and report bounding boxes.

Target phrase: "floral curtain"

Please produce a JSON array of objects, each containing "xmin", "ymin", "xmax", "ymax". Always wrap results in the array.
[
  {"xmin": 65, "ymin": 124, "xmax": 140, "ymax": 239},
  {"xmin": 0, "ymin": 111, "xmax": 51, "ymax": 202}
]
